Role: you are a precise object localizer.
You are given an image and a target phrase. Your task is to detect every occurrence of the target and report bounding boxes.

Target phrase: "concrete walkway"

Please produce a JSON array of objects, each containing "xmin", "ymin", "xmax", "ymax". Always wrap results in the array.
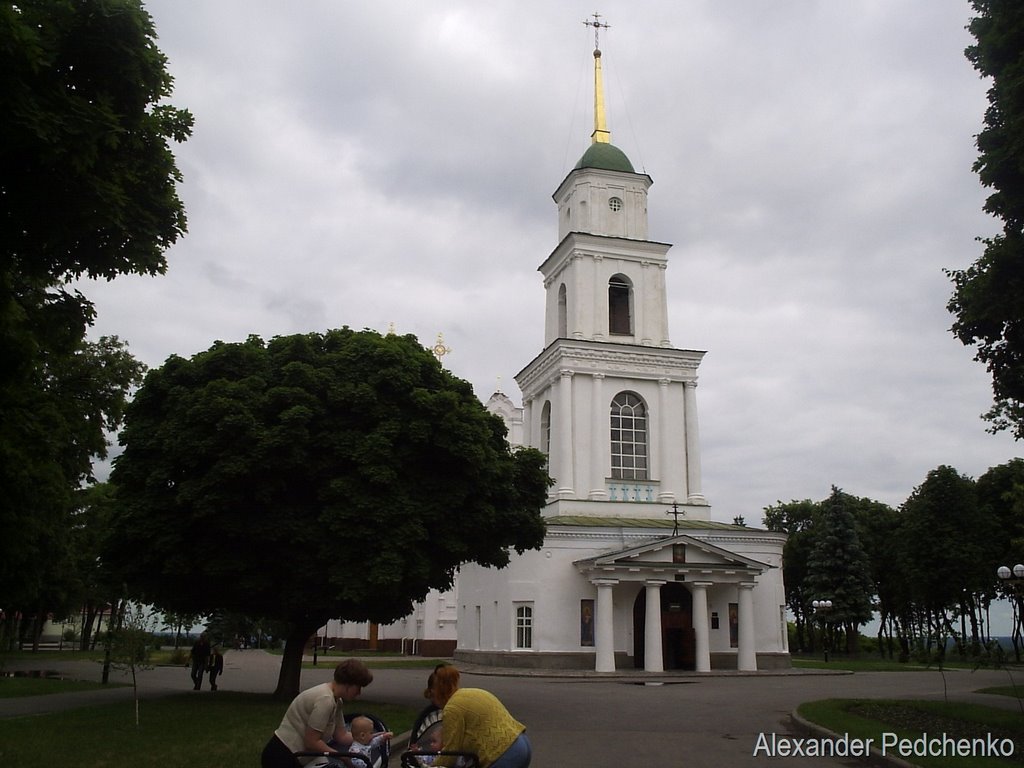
[{"xmin": 3, "ymin": 651, "xmax": 1022, "ymax": 767}]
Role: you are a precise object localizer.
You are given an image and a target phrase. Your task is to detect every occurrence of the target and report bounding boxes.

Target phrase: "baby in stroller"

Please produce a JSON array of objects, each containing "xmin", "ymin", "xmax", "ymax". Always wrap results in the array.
[
  {"xmin": 403, "ymin": 724, "xmax": 473, "ymax": 768},
  {"xmin": 307, "ymin": 713, "xmax": 392, "ymax": 768},
  {"xmin": 348, "ymin": 715, "xmax": 394, "ymax": 765}
]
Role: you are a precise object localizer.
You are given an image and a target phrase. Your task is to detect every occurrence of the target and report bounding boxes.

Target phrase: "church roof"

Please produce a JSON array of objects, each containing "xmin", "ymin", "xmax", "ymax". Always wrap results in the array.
[
  {"xmin": 573, "ymin": 533, "xmax": 772, "ymax": 578},
  {"xmin": 545, "ymin": 516, "xmax": 748, "ymax": 531},
  {"xmin": 574, "ymin": 142, "xmax": 635, "ymax": 173}
]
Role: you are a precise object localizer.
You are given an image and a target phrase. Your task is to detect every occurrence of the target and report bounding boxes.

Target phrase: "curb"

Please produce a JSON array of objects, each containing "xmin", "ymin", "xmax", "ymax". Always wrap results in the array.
[{"xmin": 789, "ymin": 709, "xmax": 919, "ymax": 768}]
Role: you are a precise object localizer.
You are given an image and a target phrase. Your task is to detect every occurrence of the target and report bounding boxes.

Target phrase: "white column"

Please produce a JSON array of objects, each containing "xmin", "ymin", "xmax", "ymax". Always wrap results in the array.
[
  {"xmin": 594, "ymin": 579, "xmax": 617, "ymax": 672},
  {"xmin": 589, "ymin": 373, "xmax": 606, "ymax": 499},
  {"xmin": 522, "ymin": 397, "xmax": 533, "ymax": 448},
  {"xmin": 657, "ymin": 263, "xmax": 671, "ymax": 347},
  {"xmin": 683, "ymin": 380, "xmax": 705, "ymax": 504},
  {"xmin": 637, "ymin": 261, "xmax": 651, "ymax": 345},
  {"xmin": 593, "ymin": 254, "xmax": 605, "ymax": 342},
  {"xmin": 572, "ymin": 252, "xmax": 585, "ymax": 339},
  {"xmin": 691, "ymin": 581, "xmax": 712, "ymax": 672},
  {"xmin": 737, "ymin": 582, "xmax": 757, "ymax": 671},
  {"xmin": 644, "ymin": 581, "xmax": 665, "ymax": 673},
  {"xmin": 557, "ymin": 370, "xmax": 575, "ymax": 498},
  {"xmin": 657, "ymin": 378, "xmax": 674, "ymax": 503}
]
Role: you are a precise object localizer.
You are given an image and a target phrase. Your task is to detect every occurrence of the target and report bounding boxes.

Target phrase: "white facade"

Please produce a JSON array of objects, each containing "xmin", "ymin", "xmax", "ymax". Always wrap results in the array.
[
  {"xmin": 452, "ymin": 48, "xmax": 789, "ymax": 672},
  {"xmin": 456, "ymin": 524, "xmax": 788, "ymax": 671},
  {"xmin": 319, "ymin": 587, "xmax": 458, "ymax": 655},
  {"xmin": 329, "ymin": 45, "xmax": 789, "ymax": 672}
]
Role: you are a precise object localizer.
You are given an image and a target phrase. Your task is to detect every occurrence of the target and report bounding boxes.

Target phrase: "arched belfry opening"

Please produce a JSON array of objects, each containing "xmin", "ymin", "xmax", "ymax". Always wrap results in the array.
[
  {"xmin": 557, "ymin": 283, "xmax": 568, "ymax": 338},
  {"xmin": 608, "ymin": 274, "xmax": 632, "ymax": 335}
]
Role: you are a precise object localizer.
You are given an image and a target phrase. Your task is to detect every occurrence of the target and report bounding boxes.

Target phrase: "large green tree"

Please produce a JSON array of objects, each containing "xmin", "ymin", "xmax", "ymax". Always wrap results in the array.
[
  {"xmin": 850, "ymin": 498, "xmax": 910, "ymax": 659},
  {"xmin": 0, "ymin": 1, "xmax": 191, "ymax": 630},
  {"xmin": 762, "ymin": 499, "xmax": 819, "ymax": 652},
  {"xmin": 803, "ymin": 488, "xmax": 875, "ymax": 655},
  {"xmin": 947, "ymin": 0, "xmax": 1024, "ymax": 438},
  {"xmin": 976, "ymin": 459, "xmax": 1024, "ymax": 657},
  {"xmin": 106, "ymin": 329, "xmax": 550, "ymax": 699},
  {"xmin": 899, "ymin": 465, "xmax": 999, "ymax": 655}
]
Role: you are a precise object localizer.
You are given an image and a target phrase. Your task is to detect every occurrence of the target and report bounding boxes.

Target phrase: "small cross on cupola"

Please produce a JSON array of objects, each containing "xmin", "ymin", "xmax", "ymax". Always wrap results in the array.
[{"xmin": 583, "ymin": 11, "xmax": 610, "ymax": 50}]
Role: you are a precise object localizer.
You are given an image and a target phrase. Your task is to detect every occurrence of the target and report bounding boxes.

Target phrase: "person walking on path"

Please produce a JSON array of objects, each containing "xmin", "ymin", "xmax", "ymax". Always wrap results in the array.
[
  {"xmin": 430, "ymin": 664, "xmax": 531, "ymax": 768},
  {"xmin": 189, "ymin": 632, "xmax": 211, "ymax": 691},
  {"xmin": 207, "ymin": 644, "xmax": 224, "ymax": 690},
  {"xmin": 260, "ymin": 658, "xmax": 375, "ymax": 768}
]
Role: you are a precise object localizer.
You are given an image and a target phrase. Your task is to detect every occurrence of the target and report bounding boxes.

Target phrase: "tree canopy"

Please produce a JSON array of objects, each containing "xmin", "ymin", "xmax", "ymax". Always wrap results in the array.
[
  {"xmin": 765, "ymin": 462, "xmax": 1024, "ymax": 662},
  {"xmin": 803, "ymin": 488, "xmax": 876, "ymax": 654},
  {"xmin": 947, "ymin": 0, "xmax": 1024, "ymax": 438},
  {"xmin": 1, "ymin": 0, "xmax": 192, "ymax": 284},
  {"xmin": 106, "ymin": 329, "xmax": 550, "ymax": 698},
  {"xmin": 0, "ymin": 0, "xmax": 191, "ymax": 637}
]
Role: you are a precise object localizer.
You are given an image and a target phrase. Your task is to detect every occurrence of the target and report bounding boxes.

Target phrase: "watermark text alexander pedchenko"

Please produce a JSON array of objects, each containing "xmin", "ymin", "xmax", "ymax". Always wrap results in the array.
[{"xmin": 753, "ymin": 731, "xmax": 1015, "ymax": 760}]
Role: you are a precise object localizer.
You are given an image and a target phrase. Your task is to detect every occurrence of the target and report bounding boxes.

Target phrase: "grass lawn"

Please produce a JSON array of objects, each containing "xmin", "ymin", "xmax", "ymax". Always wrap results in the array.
[
  {"xmin": 797, "ymin": 698, "xmax": 1024, "ymax": 767},
  {"xmin": 1, "ymin": 649, "xmax": 105, "ymax": 663},
  {"xmin": 790, "ymin": 654, "xmax": 1024, "ymax": 673},
  {"xmin": 0, "ymin": 676, "xmax": 123, "ymax": 698},
  {"xmin": 303, "ymin": 655, "xmax": 449, "ymax": 670},
  {"xmin": 0, "ymin": 691, "xmax": 419, "ymax": 768},
  {"xmin": 792, "ymin": 656, "xmax": 1024, "ymax": 764}
]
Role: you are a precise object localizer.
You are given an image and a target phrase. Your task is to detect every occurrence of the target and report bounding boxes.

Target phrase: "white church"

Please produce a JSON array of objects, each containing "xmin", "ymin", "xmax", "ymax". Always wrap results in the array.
[{"xmin": 325, "ymin": 36, "xmax": 789, "ymax": 672}]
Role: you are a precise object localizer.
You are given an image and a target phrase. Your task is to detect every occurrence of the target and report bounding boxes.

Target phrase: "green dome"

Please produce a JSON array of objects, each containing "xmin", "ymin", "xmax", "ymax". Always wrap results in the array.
[{"xmin": 574, "ymin": 142, "xmax": 635, "ymax": 173}]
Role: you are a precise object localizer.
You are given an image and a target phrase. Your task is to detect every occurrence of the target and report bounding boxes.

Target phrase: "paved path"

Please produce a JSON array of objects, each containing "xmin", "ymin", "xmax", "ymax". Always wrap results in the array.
[{"xmin": 3, "ymin": 651, "xmax": 1022, "ymax": 767}]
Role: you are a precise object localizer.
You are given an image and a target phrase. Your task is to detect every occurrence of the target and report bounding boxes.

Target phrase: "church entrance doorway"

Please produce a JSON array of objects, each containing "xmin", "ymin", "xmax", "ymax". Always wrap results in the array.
[{"xmin": 632, "ymin": 582, "xmax": 695, "ymax": 670}]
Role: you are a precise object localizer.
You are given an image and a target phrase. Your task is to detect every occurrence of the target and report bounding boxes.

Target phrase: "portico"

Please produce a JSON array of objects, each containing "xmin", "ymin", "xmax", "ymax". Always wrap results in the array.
[{"xmin": 575, "ymin": 534, "xmax": 767, "ymax": 672}]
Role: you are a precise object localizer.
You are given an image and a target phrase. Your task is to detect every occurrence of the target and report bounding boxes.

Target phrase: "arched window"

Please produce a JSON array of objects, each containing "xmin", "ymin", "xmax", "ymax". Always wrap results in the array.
[
  {"xmin": 610, "ymin": 391, "xmax": 648, "ymax": 479},
  {"xmin": 608, "ymin": 274, "xmax": 632, "ymax": 335},
  {"xmin": 540, "ymin": 401, "xmax": 552, "ymax": 458},
  {"xmin": 557, "ymin": 283, "xmax": 567, "ymax": 338}
]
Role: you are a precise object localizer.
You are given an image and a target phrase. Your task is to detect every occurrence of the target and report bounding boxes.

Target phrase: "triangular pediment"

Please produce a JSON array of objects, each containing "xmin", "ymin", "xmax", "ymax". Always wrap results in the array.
[{"xmin": 574, "ymin": 534, "xmax": 770, "ymax": 582}]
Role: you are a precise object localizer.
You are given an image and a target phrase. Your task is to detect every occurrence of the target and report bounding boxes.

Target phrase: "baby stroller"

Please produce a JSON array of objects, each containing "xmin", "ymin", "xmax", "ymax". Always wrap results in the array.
[
  {"xmin": 399, "ymin": 721, "xmax": 479, "ymax": 767},
  {"xmin": 399, "ymin": 751, "xmax": 479, "ymax": 768},
  {"xmin": 295, "ymin": 711, "xmax": 391, "ymax": 768}
]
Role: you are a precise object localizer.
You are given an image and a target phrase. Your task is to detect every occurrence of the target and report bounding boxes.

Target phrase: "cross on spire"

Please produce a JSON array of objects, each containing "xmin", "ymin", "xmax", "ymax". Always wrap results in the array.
[{"xmin": 583, "ymin": 12, "xmax": 610, "ymax": 50}]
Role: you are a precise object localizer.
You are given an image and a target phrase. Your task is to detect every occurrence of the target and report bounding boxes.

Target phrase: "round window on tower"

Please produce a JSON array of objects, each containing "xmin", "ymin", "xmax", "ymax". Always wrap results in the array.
[{"xmin": 608, "ymin": 196, "xmax": 623, "ymax": 212}]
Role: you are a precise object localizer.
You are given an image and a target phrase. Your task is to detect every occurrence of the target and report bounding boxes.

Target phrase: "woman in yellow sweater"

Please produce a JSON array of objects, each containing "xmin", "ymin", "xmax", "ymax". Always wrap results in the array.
[{"xmin": 431, "ymin": 665, "xmax": 532, "ymax": 768}]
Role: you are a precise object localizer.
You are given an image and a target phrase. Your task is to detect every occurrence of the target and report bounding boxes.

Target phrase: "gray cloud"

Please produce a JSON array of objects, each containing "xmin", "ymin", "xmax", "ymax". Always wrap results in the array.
[{"xmin": 83, "ymin": 0, "xmax": 1019, "ymax": 522}]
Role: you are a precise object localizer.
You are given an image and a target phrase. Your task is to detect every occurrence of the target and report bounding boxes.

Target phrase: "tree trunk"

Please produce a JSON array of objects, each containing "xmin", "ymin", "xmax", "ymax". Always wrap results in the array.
[
  {"xmin": 80, "ymin": 603, "xmax": 97, "ymax": 651},
  {"xmin": 273, "ymin": 623, "xmax": 318, "ymax": 701}
]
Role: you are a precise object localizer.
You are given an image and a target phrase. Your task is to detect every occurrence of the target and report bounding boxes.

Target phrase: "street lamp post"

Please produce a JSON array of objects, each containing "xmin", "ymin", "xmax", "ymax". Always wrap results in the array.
[
  {"xmin": 812, "ymin": 599, "xmax": 833, "ymax": 662},
  {"xmin": 997, "ymin": 563, "xmax": 1024, "ymax": 582},
  {"xmin": 997, "ymin": 564, "xmax": 1024, "ymax": 660}
]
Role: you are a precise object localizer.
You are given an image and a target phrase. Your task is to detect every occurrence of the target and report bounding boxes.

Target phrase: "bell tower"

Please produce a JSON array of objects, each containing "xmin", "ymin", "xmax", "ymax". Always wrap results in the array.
[{"xmin": 516, "ymin": 20, "xmax": 709, "ymax": 517}]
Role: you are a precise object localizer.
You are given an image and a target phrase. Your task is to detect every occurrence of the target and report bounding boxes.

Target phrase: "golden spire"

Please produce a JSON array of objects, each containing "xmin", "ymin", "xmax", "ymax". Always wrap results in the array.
[{"xmin": 583, "ymin": 12, "xmax": 611, "ymax": 144}]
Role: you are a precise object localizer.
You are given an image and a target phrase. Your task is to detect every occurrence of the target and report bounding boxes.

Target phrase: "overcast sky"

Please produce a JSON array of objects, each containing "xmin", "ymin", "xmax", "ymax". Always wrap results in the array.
[{"xmin": 84, "ymin": 1, "xmax": 1020, "ymax": 533}]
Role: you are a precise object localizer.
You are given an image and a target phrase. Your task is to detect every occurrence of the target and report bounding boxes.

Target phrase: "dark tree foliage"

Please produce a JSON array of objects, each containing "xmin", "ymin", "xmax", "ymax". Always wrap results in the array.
[
  {"xmin": 803, "ymin": 487, "xmax": 875, "ymax": 655},
  {"xmin": 1, "ymin": 0, "xmax": 192, "ymax": 284},
  {"xmin": 948, "ymin": 0, "xmax": 1024, "ymax": 437},
  {"xmin": 0, "ymin": 1, "xmax": 190, "ymax": 633},
  {"xmin": 899, "ymin": 465, "xmax": 1000, "ymax": 656},
  {"xmin": 0, "ymin": 334, "xmax": 144, "ymax": 621},
  {"xmin": 850, "ymin": 499, "xmax": 910, "ymax": 660},
  {"xmin": 763, "ymin": 499, "xmax": 819, "ymax": 651},
  {"xmin": 69, "ymin": 483, "xmax": 123, "ymax": 651},
  {"xmin": 769, "ymin": 461, "xmax": 1024, "ymax": 663},
  {"xmin": 106, "ymin": 329, "xmax": 550, "ymax": 698},
  {"xmin": 976, "ymin": 459, "xmax": 1024, "ymax": 658}
]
